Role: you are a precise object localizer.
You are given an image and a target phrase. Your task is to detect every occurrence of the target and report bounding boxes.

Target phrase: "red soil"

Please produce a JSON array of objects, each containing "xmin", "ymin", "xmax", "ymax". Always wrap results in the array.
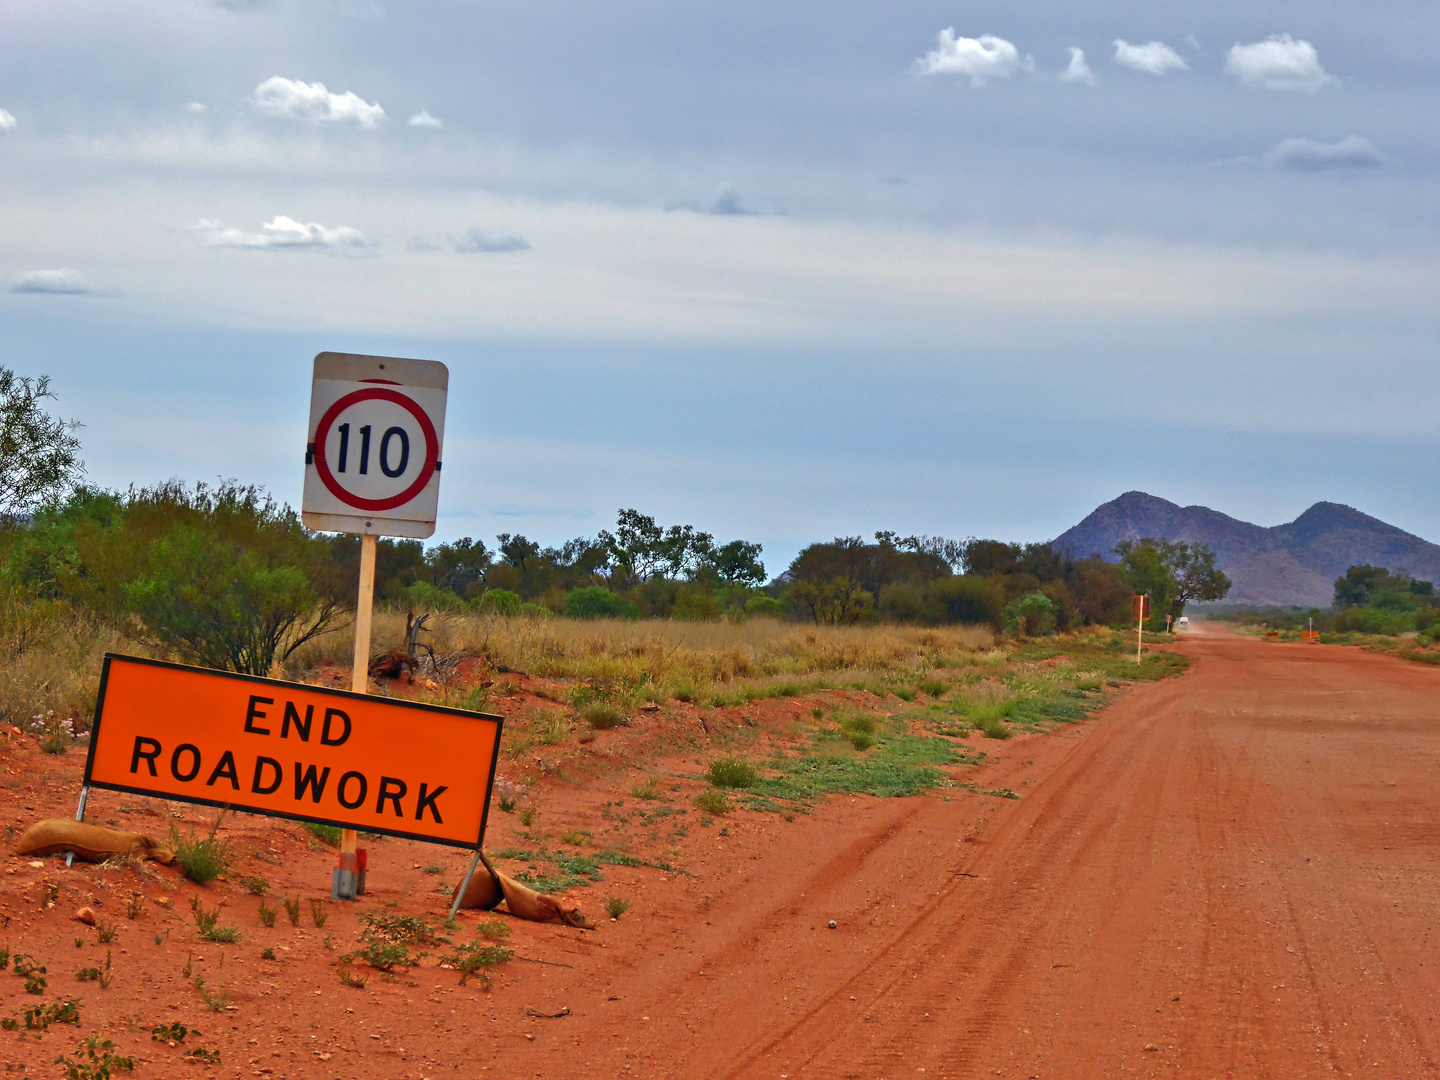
[{"xmin": 3, "ymin": 628, "xmax": 1438, "ymax": 1078}]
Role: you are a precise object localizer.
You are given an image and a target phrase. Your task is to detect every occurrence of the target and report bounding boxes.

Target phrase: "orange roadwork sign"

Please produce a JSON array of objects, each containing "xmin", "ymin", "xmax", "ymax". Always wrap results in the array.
[{"xmin": 83, "ymin": 655, "xmax": 503, "ymax": 849}]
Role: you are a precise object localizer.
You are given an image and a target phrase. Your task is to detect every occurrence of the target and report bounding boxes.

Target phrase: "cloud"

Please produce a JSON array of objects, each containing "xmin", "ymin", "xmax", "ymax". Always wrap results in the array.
[
  {"xmin": 1113, "ymin": 39, "xmax": 1188, "ymax": 75},
  {"xmin": 1264, "ymin": 135, "xmax": 1384, "ymax": 171},
  {"xmin": 1225, "ymin": 35, "xmax": 1336, "ymax": 92},
  {"xmin": 192, "ymin": 215, "xmax": 378, "ymax": 251},
  {"xmin": 453, "ymin": 228, "xmax": 530, "ymax": 253},
  {"xmin": 914, "ymin": 30, "xmax": 1028, "ymax": 86},
  {"xmin": 252, "ymin": 77, "xmax": 385, "ymax": 127},
  {"xmin": 0, "ymin": 109, "xmax": 16, "ymax": 133},
  {"xmin": 10, "ymin": 269, "xmax": 95, "ymax": 295},
  {"xmin": 408, "ymin": 229, "xmax": 531, "ymax": 253},
  {"xmin": 1059, "ymin": 47, "xmax": 1096, "ymax": 85},
  {"xmin": 408, "ymin": 110, "xmax": 442, "ymax": 128},
  {"xmin": 707, "ymin": 182, "xmax": 755, "ymax": 216},
  {"xmin": 185, "ymin": 102, "xmax": 207, "ymax": 114}
]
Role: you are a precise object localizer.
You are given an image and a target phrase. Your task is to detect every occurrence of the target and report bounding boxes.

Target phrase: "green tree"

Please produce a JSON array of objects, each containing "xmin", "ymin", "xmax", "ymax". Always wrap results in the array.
[
  {"xmin": 1113, "ymin": 538, "xmax": 1230, "ymax": 628},
  {"xmin": 63, "ymin": 482, "xmax": 345, "ymax": 675},
  {"xmin": 0, "ymin": 368, "xmax": 85, "ymax": 517}
]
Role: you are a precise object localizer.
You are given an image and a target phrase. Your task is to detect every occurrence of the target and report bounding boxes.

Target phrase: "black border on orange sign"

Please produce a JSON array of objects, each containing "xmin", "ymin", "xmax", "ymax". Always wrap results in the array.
[{"xmin": 81, "ymin": 653, "xmax": 504, "ymax": 851}]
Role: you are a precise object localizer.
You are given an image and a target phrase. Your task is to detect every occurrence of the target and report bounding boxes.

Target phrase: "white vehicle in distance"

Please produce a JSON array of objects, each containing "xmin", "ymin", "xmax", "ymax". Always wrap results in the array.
[{"xmin": 1176, "ymin": 616, "xmax": 1190, "ymax": 630}]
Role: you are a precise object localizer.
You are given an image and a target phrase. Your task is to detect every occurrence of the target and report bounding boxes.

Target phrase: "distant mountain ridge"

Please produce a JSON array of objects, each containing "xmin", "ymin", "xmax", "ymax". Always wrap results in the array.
[{"xmin": 1051, "ymin": 492, "xmax": 1440, "ymax": 608}]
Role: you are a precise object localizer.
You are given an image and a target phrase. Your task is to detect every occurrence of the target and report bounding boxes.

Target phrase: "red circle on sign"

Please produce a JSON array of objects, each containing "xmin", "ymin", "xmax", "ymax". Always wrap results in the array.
[{"xmin": 312, "ymin": 388, "xmax": 439, "ymax": 512}]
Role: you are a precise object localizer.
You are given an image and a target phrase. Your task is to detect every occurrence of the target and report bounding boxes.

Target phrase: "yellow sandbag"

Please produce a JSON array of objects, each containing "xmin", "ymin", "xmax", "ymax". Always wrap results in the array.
[
  {"xmin": 16, "ymin": 819, "xmax": 171, "ymax": 864},
  {"xmin": 453, "ymin": 852, "xmax": 594, "ymax": 929}
]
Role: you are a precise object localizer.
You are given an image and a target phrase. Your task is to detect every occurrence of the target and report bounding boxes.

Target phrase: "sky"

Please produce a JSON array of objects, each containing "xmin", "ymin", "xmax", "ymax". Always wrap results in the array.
[{"xmin": 2, "ymin": 0, "xmax": 1438, "ymax": 575}]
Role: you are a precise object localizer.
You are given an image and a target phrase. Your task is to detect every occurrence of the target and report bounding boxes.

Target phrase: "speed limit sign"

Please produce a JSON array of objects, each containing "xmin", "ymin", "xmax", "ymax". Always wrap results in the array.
[{"xmin": 302, "ymin": 352, "xmax": 448, "ymax": 538}]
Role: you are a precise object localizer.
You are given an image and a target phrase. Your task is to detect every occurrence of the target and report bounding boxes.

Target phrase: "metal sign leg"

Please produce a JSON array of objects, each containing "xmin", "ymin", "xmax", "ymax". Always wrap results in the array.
[
  {"xmin": 65, "ymin": 785, "xmax": 89, "ymax": 869},
  {"xmin": 448, "ymin": 850, "xmax": 484, "ymax": 922}
]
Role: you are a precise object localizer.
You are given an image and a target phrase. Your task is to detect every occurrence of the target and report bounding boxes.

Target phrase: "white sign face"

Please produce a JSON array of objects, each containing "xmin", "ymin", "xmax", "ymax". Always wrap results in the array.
[{"xmin": 302, "ymin": 352, "xmax": 448, "ymax": 539}]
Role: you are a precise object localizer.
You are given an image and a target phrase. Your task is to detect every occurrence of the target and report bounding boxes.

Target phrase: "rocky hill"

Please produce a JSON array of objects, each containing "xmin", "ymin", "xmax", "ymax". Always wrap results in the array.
[{"xmin": 1052, "ymin": 492, "xmax": 1440, "ymax": 608}]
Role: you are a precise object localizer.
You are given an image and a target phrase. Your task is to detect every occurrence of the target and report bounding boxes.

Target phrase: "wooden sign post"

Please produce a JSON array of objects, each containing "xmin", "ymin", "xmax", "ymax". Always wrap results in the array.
[
  {"xmin": 302, "ymin": 352, "xmax": 450, "ymax": 897},
  {"xmin": 1132, "ymin": 595, "xmax": 1151, "ymax": 664}
]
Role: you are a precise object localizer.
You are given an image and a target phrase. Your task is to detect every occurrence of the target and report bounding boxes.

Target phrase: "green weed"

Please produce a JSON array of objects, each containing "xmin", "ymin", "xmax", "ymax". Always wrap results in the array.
[
  {"xmin": 604, "ymin": 897, "xmax": 631, "ymax": 919},
  {"xmin": 706, "ymin": 757, "xmax": 759, "ymax": 788},
  {"xmin": 169, "ymin": 815, "xmax": 230, "ymax": 885}
]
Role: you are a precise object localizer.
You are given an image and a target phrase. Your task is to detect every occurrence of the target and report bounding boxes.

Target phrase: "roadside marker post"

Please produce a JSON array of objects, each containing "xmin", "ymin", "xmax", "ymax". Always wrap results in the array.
[
  {"xmin": 1132, "ymin": 595, "xmax": 1151, "ymax": 664},
  {"xmin": 302, "ymin": 351, "xmax": 453, "ymax": 897}
]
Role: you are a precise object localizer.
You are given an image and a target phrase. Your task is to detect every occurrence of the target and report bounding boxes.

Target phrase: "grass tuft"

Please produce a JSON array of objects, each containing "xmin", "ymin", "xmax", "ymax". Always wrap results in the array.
[{"xmin": 706, "ymin": 757, "xmax": 759, "ymax": 788}]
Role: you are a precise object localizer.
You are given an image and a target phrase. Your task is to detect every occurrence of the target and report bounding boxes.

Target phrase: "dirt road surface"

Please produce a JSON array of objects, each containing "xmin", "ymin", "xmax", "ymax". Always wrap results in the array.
[{"xmin": 502, "ymin": 629, "xmax": 1440, "ymax": 1079}]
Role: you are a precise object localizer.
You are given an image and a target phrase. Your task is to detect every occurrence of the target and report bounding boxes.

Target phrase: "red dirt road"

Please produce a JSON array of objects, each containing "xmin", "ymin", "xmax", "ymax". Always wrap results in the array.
[{"xmin": 508, "ymin": 629, "xmax": 1440, "ymax": 1078}]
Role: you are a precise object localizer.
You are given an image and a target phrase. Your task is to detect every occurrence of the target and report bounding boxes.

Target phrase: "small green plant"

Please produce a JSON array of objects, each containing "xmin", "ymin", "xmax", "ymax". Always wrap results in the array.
[
  {"xmin": 517, "ymin": 806, "xmax": 537, "ymax": 826},
  {"xmin": 42, "ymin": 881, "xmax": 59, "ymax": 908},
  {"xmin": 77, "ymin": 966, "xmax": 102, "ymax": 981},
  {"xmin": 336, "ymin": 955, "xmax": 369, "ymax": 988},
  {"xmin": 124, "ymin": 894, "xmax": 144, "ymax": 919},
  {"xmin": 975, "ymin": 714, "xmax": 1013, "ymax": 740},
  {"xmin": 242, "ymin": 875, "xmax": 269, "ymax": 896},
  {"xmin": 40, "ymin": 729, "xmax": 70, "ymax": 754},
  {"xmin": 358, "ymin": 941, "xmax": 409, "ymax": 971},
  {"xmin": 12, "ymin": 954, "xmax": 44, "ymax": 978},
  {"xmin": 917, "ymin": 678, "xmax": 948, "ymax": 697},
  {"xmin": 96, "ymin": 920, "xmax": 116, "ymax": 944},
  {"xmin": 0, "ymin": 947, "xmax": 10, "ymax": 969},
  {"xmin": 23, "ymin": 998, "xmax": 80, "ymax": 1029},
  {"xmin": 193, "ymin": 976, "xmax": 228, "ymax": 1012},
  {"xmin": 891, "ymin": 686, "xmax": 916, "ymax": 702},
  {"xmin": 169, "ymin": 814, "xmax": 230, "ymax": 885},
  {"xmin": 630, "ymin": 777, "xmax": 663, "ymax": 800},
  {"xmin": 359, "ymin": 912, "xmax": 444, "ymax": 946},
  {"xmin": 423, "ymin": 865, "xmax": 443, "ymax": 875},
  {"xmin": 283, "ymin": 896, "xmax": 301, "ymax": 927},
  {"xmin": 151, "ymin": 1022, "xmax": 191, "ymax": 1042},
  {"xmin": 56, "ymin": 1035, "xmax": 134, "ymax": 1080},
  {"xmin": 444, "ymin": 942, "xmax": 511, "ymax": 986},
  {"xmin": 308, "ymin": 899, "xmax": 328, "ymax": 928},
  {"xmin": 302, "ymin": 822, "xmax": 342, "ymax": 846},
  {"xmin": 604, "ymin": 896, "xmax": 631, "ymax": 919},
  {"xmin": 98, "ymin": 952, "xmax": 113, "ymax": 990},
  {"xmin": 75, "ymin": 937, "xmax": 84, "ymax": 948},
  {"xmin": 474, "ymin": 917, "xmax": 511, "ymax": 940},
  {"xmin": 0, "ymin": 1017, "xmax": 16, "ymax": 1031},
  {"xmin": 260, "ymin": 947, "xmax": 276, "ymax": 961},
  {"xmin": 580, "ymin": 703, "xmax": 626, "ymax": 730},
  {"xmin": 257, "ymin": 897, "xmax": 277, "ymax": 928},
  {"xmin": 185, "ymin": 1047, "xmax": 222, "ymax": 1065},
  {"xmin": 706, "ymin": 757, "xmax": 758, "ymax": 788},
  {"xmin": 24, "ymin": 974, "xmax": 47, "ymax": 995},
  {"xmin": 538, "ymin": 715, "xmax": 570, "ymax": 745},
  {"xmin": 839, "ymin": 714, "xmax": 877, "ymax": 751},
  {"xmin": 693, "ymin": 789, "xmax": 731, "ymax": 815}
]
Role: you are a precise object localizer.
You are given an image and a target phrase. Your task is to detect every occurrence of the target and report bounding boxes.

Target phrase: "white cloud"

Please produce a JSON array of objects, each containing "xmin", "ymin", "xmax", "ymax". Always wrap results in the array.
[
  {"xmin": 914, "ymin": 30, "xmax": 1028, "ymax": 86},
  {"xmin": 0, "ymin": 109, "xmax": 16, "ymax": 133},
  {"xmin": 1113, "ymin": 39, "xmax": 1188, "ymax": 75},
  {"xmin": 192, "ymin": 215, "xmax": 378, "ymax": 252},
  {"xmin": 452, "ymin": 228, "xmax": 530, "ymax": 253},
  {"xmin": 408, "ymin": 110, "xmax": 442, "ymax": 128},
  {"xmin": 1264, "ymin": 135, "xmax": 1383, "ymax": 171},
  {"xmin": 1059, "ymin": 47, "xmax": 1096, "ymax": 85},
  {"xmin": 185, "ymin": 102, "xmax": 207, "ymax": 114},
  {"xmin": 252, "ymin": 77, "xmax": 385, "ymax": 127},
  {"xmin": 10, "ymin": 269, "xmax": 94, "ymax": 295},
  {"xmin": 1225, "ymin": 35, "xmax": 1336, "ymax": 92}
]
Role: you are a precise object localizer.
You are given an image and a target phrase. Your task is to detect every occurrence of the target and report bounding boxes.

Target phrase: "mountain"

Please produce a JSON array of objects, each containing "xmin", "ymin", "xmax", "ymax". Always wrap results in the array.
[{"xmin": 1051, "ymin": 492, "xmax": 1440, "ymax": 608}]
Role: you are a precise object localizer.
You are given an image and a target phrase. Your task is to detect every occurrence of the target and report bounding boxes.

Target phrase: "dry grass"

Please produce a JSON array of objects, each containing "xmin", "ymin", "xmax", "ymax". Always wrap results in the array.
[
  {"xmin": 0, "ymin": 598, "xmax": 128, "ymax": 727},
  {"xmin": 288, "ymin": 611, "xmax": 996, "ymax": 707}
]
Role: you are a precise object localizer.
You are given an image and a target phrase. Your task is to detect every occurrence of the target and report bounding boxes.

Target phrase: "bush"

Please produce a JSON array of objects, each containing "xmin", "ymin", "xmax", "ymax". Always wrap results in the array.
[
  {"xmin": 51, "ymin": 482, "xmax": 345, "ymax": 675},
  {"xmin": 475, "ymin": 589, "xmax": 521, "ymax": 616},
  {"xmin": 1006, "ymin": 592, "xmax": 1058, "ymax": 637},
  {"xmin": 519, "ymin": 602, "xmax": 553, "ymax": 617},
  {"xmin": 580, "ymin": 702, "xmax": 626, "ymax": 730},
  {"xmin": 693, "ymin": 789, "xmax": 731, "ymax": 814},
  {"xmin": 928, "ymin": 576, "xmax": 1005, "ymax": 629},
  {"xmin": 706, "ymin": 757, "xmax": 758, "ymax": 788},
  {"xmin": 672, "ymin": 589, "xmax": 723, "ymax": 622},
  {"xmin": 563, "ymin": 587, "xmax": 636, "ymax": 620},
  {"xmin": 744, "ymin": 595, "xmax": 788, "ymax": 619},
  {"xmin": 170, "ymin": 816, "xmax": 230, "ymax": 885}
]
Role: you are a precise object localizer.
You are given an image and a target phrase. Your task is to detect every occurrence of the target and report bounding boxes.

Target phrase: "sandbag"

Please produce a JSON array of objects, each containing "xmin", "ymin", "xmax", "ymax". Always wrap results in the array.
[
  {"xmin": 453, "ymin": 852, "xmax": 594, "ymax": 929},
  {"xmin": 16, "ymin": 819, "xmax": 173, "ymax": 865}
]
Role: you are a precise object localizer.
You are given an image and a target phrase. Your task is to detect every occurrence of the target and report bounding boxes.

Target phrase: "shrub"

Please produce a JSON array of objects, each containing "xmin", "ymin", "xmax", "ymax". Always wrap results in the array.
[
  {"xmin": 672, "ymin": 590, "xmax": 723, "ymax": 622},
  {"xmin": 630, "ymin": 777, "xmax": 663, "ymax": 800},
  {"xmin": 170, "ymin": 816, "xmax": 230, "ymax": 885},
  {"xmin": 706, "ymin": 757, "xmax": 758, "ymax": 788},
  {"xmin": 563, "ymin": 587, "xmax": 635, "ymax": 620},
  {"xmin": 475, "ymin": 589, "xmax": 521, "ymax": 616},
  {"xmin": 694, "ymin": 789, "xmax": 731, "ymax": 814},
  {"xmin": 928, "ymin": 575, "xmax": 1005, "ymax": 629},
  {"xmin": 55, "ymin": 481, "xmax": 346, "ymax": 676},
  {"xmin": 303, "ymin": 822, "xmax": 341, "ymax": 846},
  {"xmin": 581, "ymin": 703, "xmax": 626, "ymax": 730},
  {"xmin": 604, "ymin": 897, "xmax": 631, "ymax": 919},
  {"xmin": 744, "ymin": 595, "xmax": 788, "ymax": 619},
  {"xmin": 519, "ymin": 602, "xmax": 553, "ymax": 618}
]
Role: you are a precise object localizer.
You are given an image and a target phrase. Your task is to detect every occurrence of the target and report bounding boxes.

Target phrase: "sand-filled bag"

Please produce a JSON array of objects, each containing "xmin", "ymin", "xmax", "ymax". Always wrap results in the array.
[
  {"xmin": 453, "ymin": 852, "xmax": 594, "ymax": 929},
  {"xmin": 15, "ymin": 819, "xmax": 173, "ymax": 864}
]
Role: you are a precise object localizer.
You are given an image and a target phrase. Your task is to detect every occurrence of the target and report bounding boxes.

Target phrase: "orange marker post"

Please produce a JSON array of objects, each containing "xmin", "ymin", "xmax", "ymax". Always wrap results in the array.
[{"xmin": 1132, "ymin": 595, "xmax": 1151, "ymax": 664}]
